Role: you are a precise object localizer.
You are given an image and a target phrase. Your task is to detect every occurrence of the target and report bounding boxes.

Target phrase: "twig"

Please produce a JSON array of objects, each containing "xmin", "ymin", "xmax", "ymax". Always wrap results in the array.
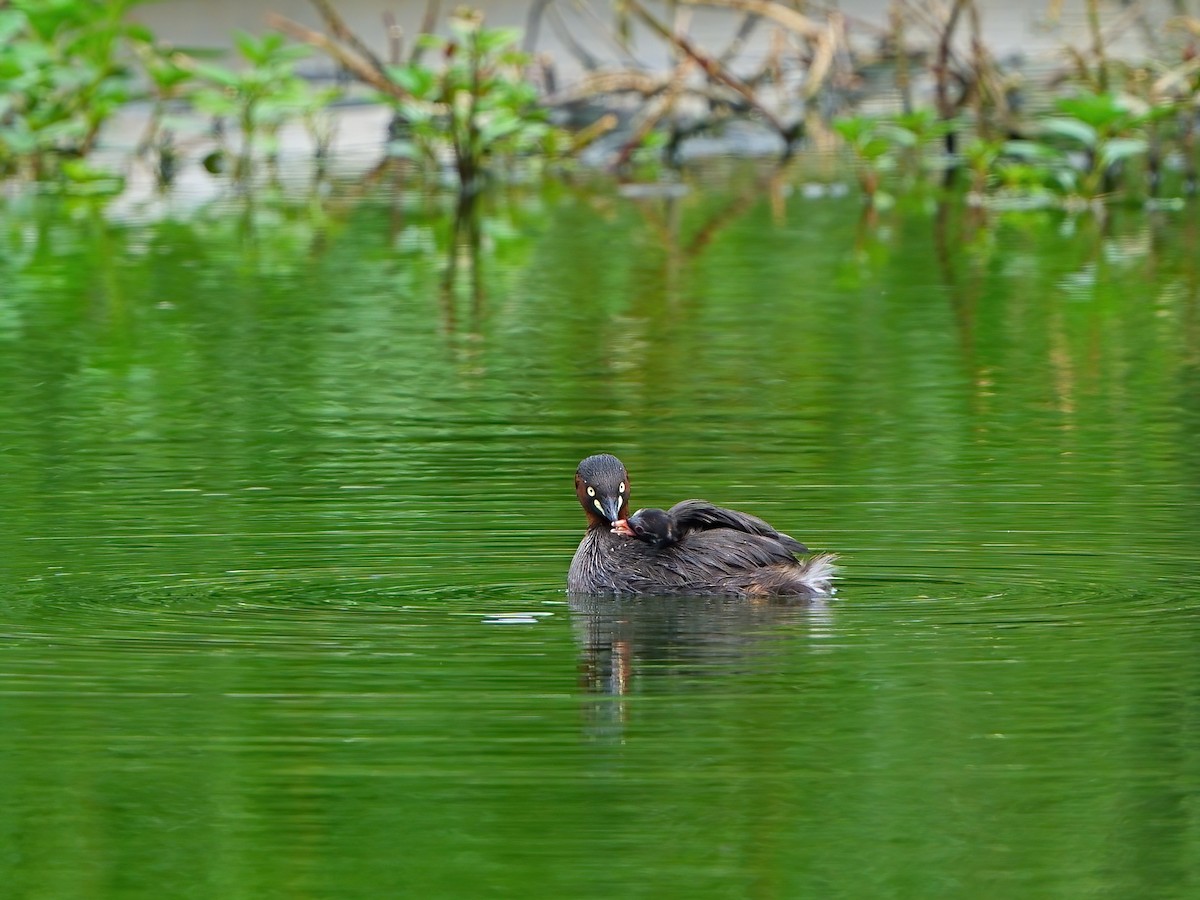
[
  {"xmin": 382, "ymin": 12, "xmax": 404, "ymax": 65},
  {"xmin": 967, "ymin": 0, "xmax": 985, "ymax": 135},
  {"xmin": 1153, "ymin": 55, "xmax": 1200, "ymax": 98},
  {"xmin": 547, "ymin": 3, "xmax": 603, "ymax": 71},
  {"xmin": 547, "ymin": 70, "xmax": 670, "ymax": 104},
  {"xmin": 410, "ymin": 0, "xmax": 442, "ymax": 65},
  {"xmin": 717, "ymin": 13, "xmax": 763, "ymax": 64},
  {"xmin": 523, "ymin": 0, "xmax": 551, "ymax": 53},
  {"xmin": 803, "ymin": 20, "xmax": 839, "ymax": 101},
  {"xmin": 627, "ymin": 0, "xmax": 797, "ymax": 141},
  {"xmin": 612, "ymin": 60, "xmax": 695, "ymax": 169},
  {"xmin": 570, "ymin": 113, "xmax": 620, "ymax": 153},
  {"xmin": 563, "ymin": 1, "xmax": 645, "ymax": 69},
  {"xmin": 890, "ymin": 2, "xmax": 912, "ymax": 114},
  {"xmin": 310, "ymin": 0, "xmax": 389, "ymax": 77},
  {"xmin": 1085, "ymin": 0, "xmax": 1109, "ymax": 91},
  {"xmin": 934, "ymin": 0, "xmax": 967, "ymax": 123},
  {"xmin": 266, "ymin": 13, "xmax": 407, "ymax": 99},
  {"xmin": 681, "ymin": 0, "xmax": 823, "ymax": 41}
]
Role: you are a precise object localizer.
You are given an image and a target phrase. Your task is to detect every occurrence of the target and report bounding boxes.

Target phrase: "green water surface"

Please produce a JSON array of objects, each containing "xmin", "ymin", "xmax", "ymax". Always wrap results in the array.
[{"xmin": 1, "ymin": 178, "xmax": 1198, "ymax": 898}]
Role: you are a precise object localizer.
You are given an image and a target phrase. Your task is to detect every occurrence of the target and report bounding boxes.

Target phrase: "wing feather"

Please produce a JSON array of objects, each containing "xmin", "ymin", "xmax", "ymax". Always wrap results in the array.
[{"xmin": 667, "ymin": 499, "xmax": 809, "ymax": 554}]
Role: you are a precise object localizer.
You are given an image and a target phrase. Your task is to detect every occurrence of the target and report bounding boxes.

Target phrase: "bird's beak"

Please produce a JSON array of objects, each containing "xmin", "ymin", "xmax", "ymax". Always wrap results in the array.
[
  {"xmin": 601, "ymin": 495, "xmax": 623, "ymax": 524},
  {"xmin": 611, "ymin": 519, "xmax": 635, "ymax": 537}
]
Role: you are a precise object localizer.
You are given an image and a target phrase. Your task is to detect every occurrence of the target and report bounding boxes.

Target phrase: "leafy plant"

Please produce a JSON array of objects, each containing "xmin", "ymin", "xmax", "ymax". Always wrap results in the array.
[
  {"xmin": 997, "ymin": 93, "xmax": 1183, "ymax": 202},
  {"xmin": 1034, "ymin": 94, "xmax": 1157, "ymax": 197},
  {"xmin": 0, "ymin": 0, "xmax": 158, "ymax": 184},
  {"xmin": 189, "ymin": 31, "xmax": 326, "ymax": 181},
  {"xmin": 961, "ymin": 136, "xmax": 1004, "ymax": 195},
  {"xmin": 832, "ymin": 115, "xmax": 895, "ymax": 203},
  {"xmin": 382, "ymin": 11, "xmax": 563, "ymax": 197},
  {"xmin": 131, "ymin": 42, "xmax": 195, "ymax": 187}
]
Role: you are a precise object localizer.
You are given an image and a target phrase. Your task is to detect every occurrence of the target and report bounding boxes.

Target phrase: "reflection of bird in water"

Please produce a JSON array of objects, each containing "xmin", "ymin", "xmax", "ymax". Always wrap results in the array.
[
  {"xmin": 568, "ymin": 454, "xmax": 836, "ymax": 597},
  {"xmin": 570, "ymin": 593, "xmax": 836, "ymax": 699}
]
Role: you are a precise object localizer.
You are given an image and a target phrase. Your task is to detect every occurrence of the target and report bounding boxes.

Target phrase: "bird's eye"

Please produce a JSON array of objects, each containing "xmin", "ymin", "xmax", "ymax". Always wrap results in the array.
[
  {"xmin": 619, "ymin": 482, "xmax": 626, "ymax": 493},
  {"xmin": 586, "ymin": 486, "xmax": 596, "ymax": 497}
]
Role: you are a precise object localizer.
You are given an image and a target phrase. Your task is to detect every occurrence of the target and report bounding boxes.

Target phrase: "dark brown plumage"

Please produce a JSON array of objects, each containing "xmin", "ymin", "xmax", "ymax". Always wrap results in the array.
[
  {"xmin": 619, "ymin": 500, "xmax": 810, "ymax": 554},
  {"xmin": 567, "ymin": 454, "xmax": 836, "ymax": 597}
]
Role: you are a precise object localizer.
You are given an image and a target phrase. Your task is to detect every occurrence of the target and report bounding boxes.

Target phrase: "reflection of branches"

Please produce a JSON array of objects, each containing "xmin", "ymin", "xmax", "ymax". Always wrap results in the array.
[
  {"xmin": 624, "ymin": 163, "xmax": 784, "ymax": 259},
  {"xmin": 440, "ymin": 195, "xmax": 484, "ymax": 340},
  {"xmin": 932, "ymin": 199, "xmax": 979, "ymax": 369}
]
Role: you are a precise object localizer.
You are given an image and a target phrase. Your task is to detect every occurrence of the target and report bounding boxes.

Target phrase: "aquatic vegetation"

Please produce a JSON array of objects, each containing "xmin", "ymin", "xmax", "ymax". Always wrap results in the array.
[
  {"xmin": 0, "ymin": 0, "xmax": 1196, "ymax": 216},
  {"xmin": 381, "ymin": 11, "xmax": 565, "ymax": 197},
  {"xmin": 833, "ymin": 90, "xmax": 1184, "ymax": 209},
  {"xmin": 0, "ymin": 0, "xmax": 158, "ymax": 186},
  {"xmin": 189, "ymin": 31, "xmax": 339, "ymax": 183}
]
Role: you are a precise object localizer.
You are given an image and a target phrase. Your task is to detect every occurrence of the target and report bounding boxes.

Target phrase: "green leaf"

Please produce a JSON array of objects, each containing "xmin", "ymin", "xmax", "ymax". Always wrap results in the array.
[
  {"xmin": 892, "ymin": 109, "xmax": 942, "ymax": 136},
  {"xmin": 387, "ymin": 65, "xmax": 436, "ymax": 99},
  {"xmin": 385, "ymin": 139, "xmax": 422, "ymax": 161},
  {"xmin": 0, "ymin": 123, "xmax": 39, "ymax": 155},
  {"xmin": 192, "ymin": 62, "xmax": 242, "ymax": 89},
  {"xmin": 1055, "ymin": 93, "xmax": 1133, "ymax": 131},
  {"xmin": 857, "ymin": 136, "xmax": 892, "ymax": 162},
  {"xmin": 1100, "ymin": 137, "xmax": 1147, "ymax": 167},
  {"xmin": 414, "ymin": 33, "xmax": 445, "ymax": 52},
  {"xmin": 148, "ymin": 62, "xmax": 192, "ymax": 91},
  {"xmin": 0, "ymin": 10, "xmax": 28, "ymax": 44},
  {"xmin": 122, "ymin": 23, "xmax": 155, "ymax": 44},
  {"xmin": 875, "ymin": 124, "xmax": 918, "ymax": 148},
  {"xmin": 270, "ymin": 44, "xmax": 312, "ymax": 66},
  {"xmin": 1003, "ymin": 139, "xmax": 1064, "ymax": 162},
  {"xmin": 190, "ymin": 87, "xmax": 238, "ymax": 117},
  {"xmin": 480, "ymin": 113, "xmax": 524, "ymax": 146},
  {"xmin": 233, "ymin": 30, "xmax": 265, "ymax": 63},
  {"xmin": 475, "ymin": 27, "xmax": 522, "ymax": 55},
  {"xmin": 1038, "ymin": 117, "xmax": 1097, "ymax": 148},
  {"xmin": 395, "ymin": 101, "xmax": 434, "ymax": 126},
  {"xmin": 61, "ymin": 158, "xmax": 116, "ymax": 182},
  {"xmin": 833, "ymin": 116, "xmax": 876, "ymax": 143}
]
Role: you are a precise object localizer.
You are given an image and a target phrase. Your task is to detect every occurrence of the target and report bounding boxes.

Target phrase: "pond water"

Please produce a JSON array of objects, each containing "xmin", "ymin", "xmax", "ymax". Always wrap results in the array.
[{"xmin": 2, "ymin": 174, "xmax": 1199, "ymax": 898}]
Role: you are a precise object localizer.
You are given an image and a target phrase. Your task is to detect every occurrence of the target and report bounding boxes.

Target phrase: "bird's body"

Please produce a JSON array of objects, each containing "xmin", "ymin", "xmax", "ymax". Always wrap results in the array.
[{"xmin": 567, "ymin": 454, "xmax": 835, "ymax": 597}]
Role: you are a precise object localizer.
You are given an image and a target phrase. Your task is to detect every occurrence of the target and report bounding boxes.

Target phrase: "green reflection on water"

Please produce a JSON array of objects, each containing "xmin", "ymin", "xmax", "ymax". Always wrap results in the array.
[{"xmin": 1, "ymin": 180, "xmax": 1199, "ymax": 898}]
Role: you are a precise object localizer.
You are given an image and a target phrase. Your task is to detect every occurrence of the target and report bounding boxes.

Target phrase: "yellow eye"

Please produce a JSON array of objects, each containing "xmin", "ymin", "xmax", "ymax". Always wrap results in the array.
[
  {"xmin": 586, "ymin": 486, "xmax": 596, "ymax": 497},
  {"xmin": 619, "ymin": 482, "xmax": 626, "ymax": 493}
]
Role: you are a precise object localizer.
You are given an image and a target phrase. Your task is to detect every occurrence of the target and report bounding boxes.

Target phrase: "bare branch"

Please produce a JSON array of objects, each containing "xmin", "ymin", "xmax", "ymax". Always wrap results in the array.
[
  {"xmin": 681, "ymin": 0, "xmax": 823, "ymax": 41},
  {"xmin": 310, "ymin": 0, "xmax": 389, "ymax": 77},
  {"xmin": 627, "ymin": 0, "xmax": 796, "ymax": 140},
  {"xmin": 267, "ymin": 13, "xmax": 407, "ymax": 100}
]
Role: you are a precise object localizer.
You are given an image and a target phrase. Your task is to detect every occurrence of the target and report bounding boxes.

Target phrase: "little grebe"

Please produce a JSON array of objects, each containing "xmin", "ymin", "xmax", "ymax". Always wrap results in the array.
[
  {"xmin": 567, "ymin": 454, "xmax": 836, "ymax": 597},
  {"xmin": 614, "ymin": 499, "xmax": 809, "ymax": 554}
]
